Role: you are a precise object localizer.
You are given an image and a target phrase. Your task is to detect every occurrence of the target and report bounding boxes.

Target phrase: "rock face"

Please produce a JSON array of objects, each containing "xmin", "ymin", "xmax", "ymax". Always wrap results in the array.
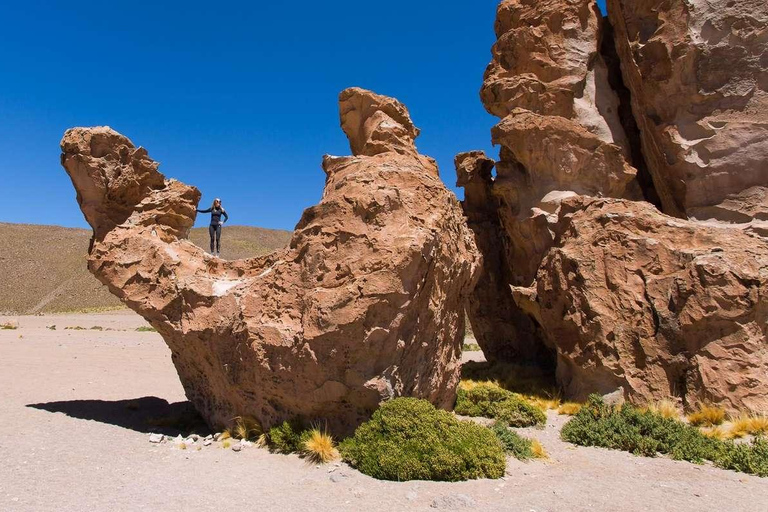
[
  {"xmin": 516, "ymin": 197, "xmax": 768, "ymax": 414},
  {"xmin": 608, "ymin": 0, "xmax": 768, "ymax": 230},
  {"xmin": 61, "ymin": 88, "xmax": 480, "ymax": 434},
  {"xmin": 463, "ymin": 0, "xmax": 643, "ymax": 362},
  {"xmin": 459, "ymin": 0, "xmax": 768, "ymax": 414}
]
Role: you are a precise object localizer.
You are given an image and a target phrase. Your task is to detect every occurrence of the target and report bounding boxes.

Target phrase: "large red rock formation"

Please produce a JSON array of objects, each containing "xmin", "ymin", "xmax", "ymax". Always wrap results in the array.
[
  {"xmin": 460, "ymin": 0, "xmax": 768, "ymax": 413},
  {"xmin": 61, "ymin": 88, "xmax": 480, "ymax": 434},
  {"xmin": 515, "ymin": 197, "xmax": 768, "ymax": 414},
  {"xmin": 608, "ymin": 0, "xmax": 768, "ymax": 231}
]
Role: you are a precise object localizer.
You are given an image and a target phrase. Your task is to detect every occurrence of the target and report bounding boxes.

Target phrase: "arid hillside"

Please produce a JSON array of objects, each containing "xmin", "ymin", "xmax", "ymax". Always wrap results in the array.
[{"xmin": 0, "ymin": 222, "xmax": 291, "ymax": 314}]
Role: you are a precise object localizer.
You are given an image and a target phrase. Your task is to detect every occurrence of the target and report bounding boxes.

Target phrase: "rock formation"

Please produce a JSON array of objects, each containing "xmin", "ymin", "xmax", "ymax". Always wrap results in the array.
[
  {"xmin": 459, "ymin": 0, "xmax": 768, "ymax": 414},
  {"xmin": 61, "ymin": 88, "xmax": 480, "ymax": 434},
  {"xmin": 608, "ymin": 0, "xmax": 768, "ymax": 231},
  {"xmin": 515, "ymin": 197, "xmax": 768, "ymax": 413}
]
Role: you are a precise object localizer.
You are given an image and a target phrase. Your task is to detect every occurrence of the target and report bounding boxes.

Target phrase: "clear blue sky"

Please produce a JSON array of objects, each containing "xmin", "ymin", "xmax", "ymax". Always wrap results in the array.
[{"xmin": 0, "ymin": 0, "xmax": 607, "ymax": 231}]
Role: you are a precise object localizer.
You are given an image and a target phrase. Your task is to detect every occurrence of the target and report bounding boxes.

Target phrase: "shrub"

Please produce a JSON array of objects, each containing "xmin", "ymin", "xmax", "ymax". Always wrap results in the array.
[
  {"xmin": 491, "ymin": 422, "xmax": 534, "ymax": 460},
  {"xmin": 303, "ymin": 428, "xmax": 339, "ymax": 464},
  {"xmin": 687, "ymin": 405, "xmax": 726, "ymax": 427},
  {"xmin": 455, "ymin": 383, "xmax": 546, "ymax": 427},
  {"xmin": 267, "ymin": 419, "xmax": 310, "ymax": 454},
  {"xmin": 717, "ymin": 438, "xmax": 768, "ymax": 477},
  {"xmin": 561, "ymin": 395, "xmax": 768, "ymax": 477},
  {"xmin": 339, "ymin": 397, "xmax": 506, "ymax": 481}
]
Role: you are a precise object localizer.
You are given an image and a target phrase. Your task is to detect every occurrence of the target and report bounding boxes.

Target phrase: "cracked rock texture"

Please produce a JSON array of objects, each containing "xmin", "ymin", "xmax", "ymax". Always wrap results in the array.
[
  {"xmin": 460, "ymin": 0, "xmax": 768, "ymax": 413},
  {"xmin": 61, "ymin": 88, "xmax": 480, "ymax": 434},
  {"xmin": 515, "ymin": 197, "xmax": 768, "ymax": 414},
  {"xmin": 608, "ymin": 0, "xmax": 768, "ymax": 231}
]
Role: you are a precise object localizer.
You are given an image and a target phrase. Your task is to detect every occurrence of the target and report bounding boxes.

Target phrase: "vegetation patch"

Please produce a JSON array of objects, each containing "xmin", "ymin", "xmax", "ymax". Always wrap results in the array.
[
  {"xmin": 561, "ymin": 395, "xmax": 768, "ymax": 477},
  {"xmin": 1, "ymin": 322, "xmax": 19, "ymax": 330},
  {"xmin": 558, "ymin": 402, "xmax": 583, "ymax": 416},
  {"xmin": 491, "ymin": 421, "xmax": 546, "ymax": 461},
  {"xmin": 267, "ymin": 419, "xmax": 311, "ymax": 454},
  {"xmin": 687, "ymin": 405, "xmax": 726, "ymax": 427},
  {"xmin": 339, "ymin": 397, "xmax": 506, "ymax": 481},
  {"xmin": 455, "ymin": 382, "xmax": 546, "ymax": 427},
  {"xmin": 462, "ymin": 342, "xmax": 481, "ymax": 352},
  {"xmin": 136, "ymin": 326, "xmax": 157, "ymax": 332},
  {"xmin": 731, "ymin": 415, "xmax": 768, "ymax": 438}
]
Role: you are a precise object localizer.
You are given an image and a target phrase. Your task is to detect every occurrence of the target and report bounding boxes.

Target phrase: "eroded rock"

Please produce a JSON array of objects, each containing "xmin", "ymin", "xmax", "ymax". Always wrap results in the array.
[
  {"xmin": 516, "ymin": 197, "xmax": 768, "ymax": 414},
  {"xmin": 607, "ymin": 0, "xmax": 768, "ymax": 228},
  {"xmin": 61, "ymin": 88, "xmax": 480, "ymax": 434}
]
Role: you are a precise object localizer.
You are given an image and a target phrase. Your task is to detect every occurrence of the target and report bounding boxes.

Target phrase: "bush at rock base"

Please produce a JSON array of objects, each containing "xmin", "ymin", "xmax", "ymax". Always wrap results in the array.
[
  {"xmin": 455, "ymin": 382, "xmax": 546, "ymax": 427},
  {"xmin": 339, "ymin": 397, "xmax": 506, "ymax": 481},
  {"xmin": 562, "ymin": 395, "xmax": 768, "ymax": 477}
]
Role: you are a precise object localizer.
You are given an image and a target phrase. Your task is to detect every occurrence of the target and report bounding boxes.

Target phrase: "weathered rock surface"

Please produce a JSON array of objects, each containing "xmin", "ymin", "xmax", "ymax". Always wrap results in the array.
[
  {"xmin": 514, "ymin": 197, "xmax": 768, "ymax": 414},
  {"xmin": 460, "ymin": 0, "xmax": 768, "ymax": 413},
  {"xmin": 455, "ymin": 151, "xmax": 549, "ymax": 366},
  {"xmin": 462, "ymin": 0, "xmax": 643, "ymax": 362},
  {"xmin": 61, "ymin": 88, "xmax": 480, "ymax": 434},
  {"xmin": 608, "ymin": 0, "xmax": 768, "ymax": 228}
]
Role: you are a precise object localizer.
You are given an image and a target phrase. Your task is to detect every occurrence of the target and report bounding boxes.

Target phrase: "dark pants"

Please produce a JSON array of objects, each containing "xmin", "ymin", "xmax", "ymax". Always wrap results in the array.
[{"xmin": 209, "ymin": 224, "xmax": 222, "ymax": 253}]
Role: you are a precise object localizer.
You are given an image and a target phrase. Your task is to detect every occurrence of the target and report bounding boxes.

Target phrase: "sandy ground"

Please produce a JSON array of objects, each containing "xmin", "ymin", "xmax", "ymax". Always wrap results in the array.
[{"xmin": 1, "ymin": 312, "xmax": 767, "ymax": 512}]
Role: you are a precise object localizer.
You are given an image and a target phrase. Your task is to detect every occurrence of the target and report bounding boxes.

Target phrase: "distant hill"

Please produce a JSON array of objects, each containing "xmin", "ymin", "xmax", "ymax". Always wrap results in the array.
[{"xmin": 0, "ymin": 223, "xmax": 292, "ymax": 314}]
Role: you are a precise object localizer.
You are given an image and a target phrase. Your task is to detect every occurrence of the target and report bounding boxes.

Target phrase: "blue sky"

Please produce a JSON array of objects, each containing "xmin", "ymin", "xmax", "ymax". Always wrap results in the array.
[{"xmin": 0, "ymin": 0, "xmax": 607, "ymax": 231}]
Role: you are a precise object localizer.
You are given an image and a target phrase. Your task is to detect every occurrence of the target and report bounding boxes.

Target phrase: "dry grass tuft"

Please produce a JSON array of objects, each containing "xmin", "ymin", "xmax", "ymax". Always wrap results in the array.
[
  {"xmin": 531, "ymin": 439, "xmax": 548, "ymax": 459},
  {"xmin": 221, "ymin": 439, "xmax": 232, "ymax": 449},
  {"xmin": 687, "ymin": 405, "xmax": 727, "ymax": 427},
  {"xmin": 232, "ymin": 415, "xmax": 263, "ymax": 442},
  {"xmin": 730, "ymin": 415, "xmax": 768, "ymax": 438},
  {"xmin": 558, "ymin": 402, "xmax": 583, "ymax": 416},
  {"xmin": 648, "ymin": 399, "xmax": 681, "ymax": 419},
  {"xmin": 1, "ymin": 322, "xmax": 19, "ymax": 330},
  {"xmin": 303, "ymin": 428, "xmax": 339, "ymax": 464},
  {"xmin": 701, "ymin": 426, "xmax": 730, "ymax": 441}
]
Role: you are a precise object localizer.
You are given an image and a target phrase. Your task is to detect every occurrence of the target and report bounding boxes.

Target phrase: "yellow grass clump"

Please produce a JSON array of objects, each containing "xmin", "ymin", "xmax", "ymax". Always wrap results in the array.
[
  {"xmin": 221, "ymin": 439, "xmax": 232, "ymax": 449},
  {"xmin": 558, "ymin": 402, "xmax": 583, "ymax": 416},
  {"xmin": 459, "ymin": 379, "xmax": 502, "ymax": 391},
  {"xmin": 730, "ymin": 415, "xmax": 768, "ymax": 438},
  {"xmin": 303, "ymin": 429, "xmax": 339, "ymax": 464},
  {"xmin": 648, "ymin": 399, "xmax": 681, "ymax": 419},
  {"xmin": 701, "ymin": 426, "xmax": 730, "ymax": 441},
  {"xmin": 531, "ymin": 439, "xmax": 548, "ymax": 459},
  {"xmin": 687, "ymin": 405, "xmax": 726, "ymax": 427},
  {"xmin": 232, "ymin": 415, "xmax": 263, "ymax": 442}
]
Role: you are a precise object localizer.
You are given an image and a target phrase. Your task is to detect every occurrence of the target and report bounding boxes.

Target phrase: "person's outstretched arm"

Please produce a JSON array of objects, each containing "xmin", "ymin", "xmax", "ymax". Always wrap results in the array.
[
  {"xmin": 197, "ymin": 208, "xmax": 212, "ymax": 213},
  {"xmin": 222, "ymin": 209, "xmax": 229, "ymax": 223}
]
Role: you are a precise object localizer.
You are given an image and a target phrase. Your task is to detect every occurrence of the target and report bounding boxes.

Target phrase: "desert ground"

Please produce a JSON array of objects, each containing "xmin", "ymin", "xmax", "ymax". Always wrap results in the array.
[{"xmin": 1, "ymin": 311, "xmax": 766, "ymax": 512}]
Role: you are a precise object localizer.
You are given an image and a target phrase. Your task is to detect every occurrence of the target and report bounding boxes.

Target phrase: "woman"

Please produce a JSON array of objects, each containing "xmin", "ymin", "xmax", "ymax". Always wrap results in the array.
[{"xmin": 196, "ymin": 198, "xmax": 229, "ymax": 257}]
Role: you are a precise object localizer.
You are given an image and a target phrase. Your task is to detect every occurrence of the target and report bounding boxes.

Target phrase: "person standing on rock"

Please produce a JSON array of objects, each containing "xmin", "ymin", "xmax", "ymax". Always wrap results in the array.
[{"xmin": 196, "ymin": 198, "xmax": 229, "ymax": 257}]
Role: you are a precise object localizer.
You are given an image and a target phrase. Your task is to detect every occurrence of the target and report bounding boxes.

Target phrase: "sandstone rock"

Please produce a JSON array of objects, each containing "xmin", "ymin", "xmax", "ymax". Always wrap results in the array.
[
  {"xmin": 607, "ymin": 0, "xmax": 768, "ymax": 225},
  {"xmin": 461, "ymin": 0, "xmax": 642, "ymax": 363},
  {"xmin": 455, "ymin": 151, "xmax": 548, "ymax": 365},
  {"xmin": 516, "ymin": 197, "xmax": 768, "ymax": 414},
  {"xmin": 60, "ymin": 88, "xmax": 480, "ymax": 435}
]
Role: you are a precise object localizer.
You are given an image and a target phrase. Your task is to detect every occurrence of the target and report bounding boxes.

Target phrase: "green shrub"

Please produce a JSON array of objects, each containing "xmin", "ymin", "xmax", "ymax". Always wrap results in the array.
[
  {"xmin": 561, "ymin": 395, "xmax": 768, "ymax": 477},
  {"xmin": 717, "ymin": 438, "xmax": 768, "ymax": 477},
  {"xmin": 339, "ymin": 397, "xmax": 506, "ymax": 482},
  {"xmin": 455, "ymin": 384, "xmax": 546, "ymax": 427},
  {"xmin": 267, "ymin": 419, "xmax": 310, "ymax": 454},
  {"xmin": 491, "ymin": 422, "xmax": 534, "ymax": 460}
]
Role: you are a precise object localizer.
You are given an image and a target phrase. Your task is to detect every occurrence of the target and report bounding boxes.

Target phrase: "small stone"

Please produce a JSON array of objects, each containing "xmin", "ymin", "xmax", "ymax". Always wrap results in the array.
[
  {"xmin": 203, "ymin": 439, "xmax": 212, "ymax": 446},
  {"xmin": 148, "ymin": 433, "xmax": 164, "ymax": 443},
  {"xmin": 213, "ymin": 432, "xmax": 223, "ymax": 441},
  {"xmin": 330, "ymin": 473, "xmax": 348, "ymax": 483},
  {"xmin": 189, "ymin": 434, "xmax": 200, "ymax": 441},
  {"xmin": 430, "ymin": 494, "xmax": 476, "ymax": 509},
  {"xmin": 231, "ymin": 444, "xmax": 242, "ymax": 452}
]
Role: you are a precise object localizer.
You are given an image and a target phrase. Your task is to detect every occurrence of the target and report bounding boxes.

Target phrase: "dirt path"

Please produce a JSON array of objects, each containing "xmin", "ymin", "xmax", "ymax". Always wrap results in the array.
[{"xmin": 1, "ymin": 312, "xmax": 766, "ymax": 512}]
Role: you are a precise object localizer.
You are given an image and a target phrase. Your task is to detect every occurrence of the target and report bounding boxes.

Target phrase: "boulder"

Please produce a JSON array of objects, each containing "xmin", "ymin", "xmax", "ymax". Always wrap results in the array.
[
  {"xmin": 60, "ymin": 88, "xmax": 480, "ymax": 435},
  {"xmin": 607, "ymin": 0, "xmax": 768, "ymax": 228},
  {"xmin": 515, "ymin": 197, "xmax": 768, "ymax": 414}
]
